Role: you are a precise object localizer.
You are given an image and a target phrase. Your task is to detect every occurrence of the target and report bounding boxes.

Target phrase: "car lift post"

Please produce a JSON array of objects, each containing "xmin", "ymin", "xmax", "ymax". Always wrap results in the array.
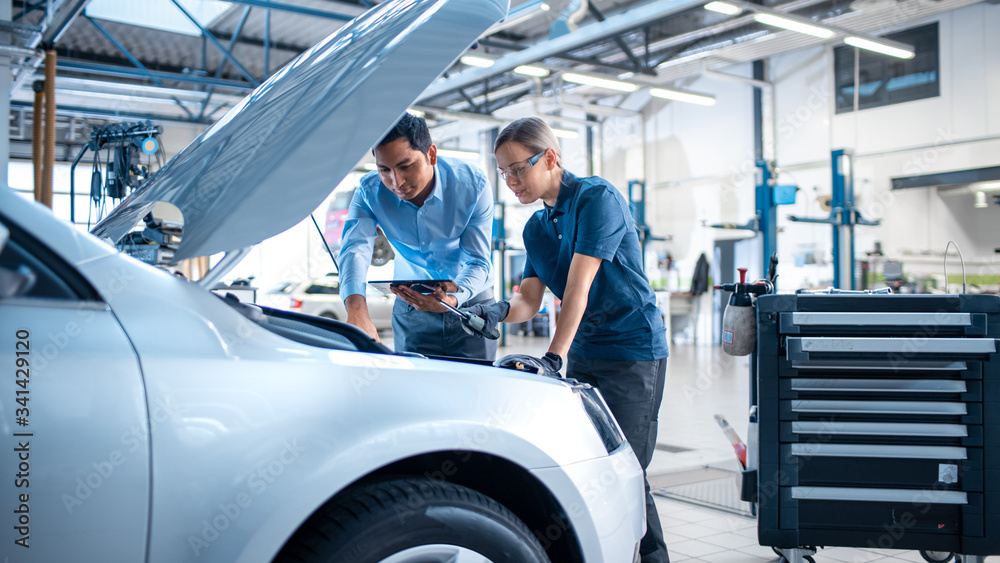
[
  {"xmin": 493, "ymin": 201, "xmax": 508, "ymax": 346},
  {"xmin": 627, "ymin": 180, "xmax": 671, "ymax": 274},
  {"xmin": 787, "ymin": 149, "xmax": 880, "ymax": 289},
  {"xmin": 710, "ymin": 160, "xmax": 792, "ymax": 281}
]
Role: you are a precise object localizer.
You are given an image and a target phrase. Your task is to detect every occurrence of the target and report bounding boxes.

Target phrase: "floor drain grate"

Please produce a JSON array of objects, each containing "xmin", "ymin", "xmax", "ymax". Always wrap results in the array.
[
  {"xmin": 650, "ymin": 464, "xmax": 755, "ymax": 517},
  {"xmin": 654, "ymin": 443, "xmax": 695, "ymax": 453}
]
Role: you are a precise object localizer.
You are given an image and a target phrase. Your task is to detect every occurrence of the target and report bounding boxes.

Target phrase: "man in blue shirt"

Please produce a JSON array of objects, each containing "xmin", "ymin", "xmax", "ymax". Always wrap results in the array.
[{"xmin": 339, "ymin": 114, "xmax": 497, "ymax": 359}]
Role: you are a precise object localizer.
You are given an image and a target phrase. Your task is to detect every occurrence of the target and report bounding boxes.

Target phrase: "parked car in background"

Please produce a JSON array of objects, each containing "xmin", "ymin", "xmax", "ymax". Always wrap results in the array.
[
  {"xmin": 257, "ymin": 279, "xmax": 299, "ymax": 310},
  {"xmin": 287, "ymin": 275, "xmax": 395, "ymax": 331}
]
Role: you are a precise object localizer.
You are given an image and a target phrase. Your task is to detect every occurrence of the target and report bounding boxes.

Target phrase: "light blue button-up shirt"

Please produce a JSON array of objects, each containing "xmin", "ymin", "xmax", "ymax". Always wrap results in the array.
[{"xmin": 339, "ymin": 156, "xmax": 494, "ymax": 306}]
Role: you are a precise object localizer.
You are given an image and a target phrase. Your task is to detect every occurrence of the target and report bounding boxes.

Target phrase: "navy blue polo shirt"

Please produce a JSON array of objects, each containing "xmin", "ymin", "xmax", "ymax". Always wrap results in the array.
[{"xmin": 522, "ymin": 170, "xmax": 668, "ymax": 361}]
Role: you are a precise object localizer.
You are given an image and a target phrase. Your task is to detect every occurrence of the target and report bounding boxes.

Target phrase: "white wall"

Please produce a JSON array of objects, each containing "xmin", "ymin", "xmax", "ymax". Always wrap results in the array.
[{"xmin": 627, "ymin": 1, "xmax": 1000, "ymax": 295}]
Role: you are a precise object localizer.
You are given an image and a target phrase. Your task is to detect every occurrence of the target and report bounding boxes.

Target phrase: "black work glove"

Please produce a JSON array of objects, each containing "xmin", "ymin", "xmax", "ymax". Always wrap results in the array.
[
  {"xmin": 494, "ymin": 352, "xmax": 563, "ymax": 378},
  {"xmin": 460, "ymin": 300, "xmax": 510, "ymax": 339}
]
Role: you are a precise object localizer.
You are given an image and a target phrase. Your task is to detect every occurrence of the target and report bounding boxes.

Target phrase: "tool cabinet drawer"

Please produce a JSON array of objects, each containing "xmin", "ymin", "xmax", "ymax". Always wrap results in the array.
[{"xmin": 779, "ymin": 443, "xmax": 981, "ymax": 491}]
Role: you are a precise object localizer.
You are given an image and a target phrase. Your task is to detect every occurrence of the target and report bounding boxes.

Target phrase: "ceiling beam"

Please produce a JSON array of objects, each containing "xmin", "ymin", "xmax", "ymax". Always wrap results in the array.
[
  {"xmin": 42, "ymin": 0, "xmax": 90, "ymax": 45},
  {"xmin": 418, "ymin": 0, "xmax": 706, "ymax": 101},
  {"xmin": 211, "ymin": 29, "xmax": 305, "ymax": 54},
  {"xmin": 56, "ymin": 60, "xmax": 255, "ymax": 90},
  {"xmin": 10, "ymin": 99, "xmax": 208, "ymax": 125},
  {"xmin": 586, "ymin": 3, "xmax": 646, "ymax": 73},
  {"xmin": 222, "ymin": 0, "xmax": 360, "ymax": 21}
]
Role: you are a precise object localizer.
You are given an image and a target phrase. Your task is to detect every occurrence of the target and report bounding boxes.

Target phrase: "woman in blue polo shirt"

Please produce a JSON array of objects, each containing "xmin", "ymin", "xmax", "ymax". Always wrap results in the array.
[{"xmin": 464, "ymin": 117, "xmax": 670, "ymax": 563}]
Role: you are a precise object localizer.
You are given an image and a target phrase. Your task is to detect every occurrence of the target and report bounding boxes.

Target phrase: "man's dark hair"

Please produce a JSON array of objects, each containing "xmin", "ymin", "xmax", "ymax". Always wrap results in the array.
[{"xmin": 377, "ymin": 112, "xmax": 432, "ymax": 154}]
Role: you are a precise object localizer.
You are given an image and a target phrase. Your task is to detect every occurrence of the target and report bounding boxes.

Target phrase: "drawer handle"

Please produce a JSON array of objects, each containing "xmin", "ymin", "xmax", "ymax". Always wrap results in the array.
[
  {"xmin": 790, "ymin": 379, "xmax": 967, "ymax": 393},
  {"xmin": 793, "ymin": 337, "xmax": 996, "ymax": 355},
  {"xmin": 790, "ymin": 400, "xmax": 968, "ymax": 415},
  {"xmin": 788, "ymin": 359, "xmax": 968, "ymax": 371},
  {"xmin": 791, "ymin": 421, "xmax": 968, "ymax": 437},
  {"xmin": 791, "ymin": 487, "xmax": 968, "ymax": 505},
  {"xmin": 790, "ymin": 443, "xmax": 967, "ymax": 460},
  {"xmin": 791, "ymin": 312, "xmax": 973, "ymax": 326}
]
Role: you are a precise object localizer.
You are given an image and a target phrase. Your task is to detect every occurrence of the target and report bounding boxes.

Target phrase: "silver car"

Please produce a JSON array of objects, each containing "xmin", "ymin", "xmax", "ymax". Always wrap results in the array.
[
  {"xmin": 286, "ymin": 275, "xmax": 395, "ymax": 331},
  {"xmin": 0, "ymin": 1, "xmax": 646, "ymax": 562}
]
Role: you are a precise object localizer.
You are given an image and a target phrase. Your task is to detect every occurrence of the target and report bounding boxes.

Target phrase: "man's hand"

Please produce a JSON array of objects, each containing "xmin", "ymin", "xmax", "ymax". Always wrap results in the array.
[
  {"xmin": 461, "ymin": 300, "xmax": 510, "ymax": 337},
  {"xmin": 391, "ymin": 284, "xmax": 455, "ymax": 313},
  {"xmin": 494, "ymin": 352, "xmax": 563, "ymax": 378},
  {"xmin": 345, "ymin": 294, "xmax": 380, "ymax": 342}
]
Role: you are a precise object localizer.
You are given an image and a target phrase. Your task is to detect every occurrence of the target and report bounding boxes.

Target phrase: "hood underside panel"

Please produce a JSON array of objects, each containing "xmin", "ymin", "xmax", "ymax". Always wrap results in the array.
[{"xmin": 92, "ymin": 0, "xmax": 507, "ymax": 262}]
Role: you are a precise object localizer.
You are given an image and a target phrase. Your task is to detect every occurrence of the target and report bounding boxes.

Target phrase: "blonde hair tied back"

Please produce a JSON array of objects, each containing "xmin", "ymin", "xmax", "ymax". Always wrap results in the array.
[{"xmin": 494, "ymin": 117, "xmax": 563, "ymax": 168}]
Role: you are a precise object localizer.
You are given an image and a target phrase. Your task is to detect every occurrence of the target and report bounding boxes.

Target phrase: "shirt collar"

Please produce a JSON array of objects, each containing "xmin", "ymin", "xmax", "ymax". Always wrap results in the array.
[
  {"xmin": 543, "ymin": 169, "xmax": 577, "ymax": 220},
  {"xmin": 427, "ymin": 160, "xmax": 445, "ymax": 203}
]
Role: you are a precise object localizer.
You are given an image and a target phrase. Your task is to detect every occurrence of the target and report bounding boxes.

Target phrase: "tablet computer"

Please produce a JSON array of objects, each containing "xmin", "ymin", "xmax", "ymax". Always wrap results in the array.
[{"xmin": 369, "ymin": 279, "xmax": 456, "ymax": 296}]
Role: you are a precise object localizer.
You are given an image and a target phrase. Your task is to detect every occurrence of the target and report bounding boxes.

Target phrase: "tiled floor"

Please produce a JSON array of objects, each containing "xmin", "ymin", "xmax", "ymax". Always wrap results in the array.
[{"xmin": 491, "ymin": 335, "xmax": 996, "ymax": 563}]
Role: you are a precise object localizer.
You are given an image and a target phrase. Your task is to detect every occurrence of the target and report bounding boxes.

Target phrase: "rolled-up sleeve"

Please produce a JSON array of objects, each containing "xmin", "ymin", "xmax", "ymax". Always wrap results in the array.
[
  {"xmin": 338, "ymin": 188, "xmax": 378, "ymax": 298},
  {"xmin": 574, "ymin": 187, "xmax": 626, "ymax": 262},
  {"xmin": 452, "ymin": 175, "xmax": 494, "ymax": 306}
]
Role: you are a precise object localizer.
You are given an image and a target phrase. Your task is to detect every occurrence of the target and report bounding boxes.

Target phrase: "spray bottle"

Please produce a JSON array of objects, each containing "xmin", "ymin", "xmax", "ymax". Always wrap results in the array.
[{"xmin": 715, "ymin": 256, "xmax": 777, "ymax": 356}]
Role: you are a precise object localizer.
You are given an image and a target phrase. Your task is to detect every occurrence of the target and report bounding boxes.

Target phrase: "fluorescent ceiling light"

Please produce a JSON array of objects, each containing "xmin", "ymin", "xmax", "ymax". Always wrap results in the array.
[
  {"xmin": 85, "ymin": 0, "xmax": 230, "ymax": 36},
  {"xmin": 551, "ymin": 127, "xmax": 579, "ymax": 139},
  {"xmin": 406, "ymin": 108, "xmax": 426, "ymax": 118},
  {"xmin": 437, "ymin": 149, "xmax": 481, "ymax": 160},
  {"xmin": 460, "ymin": 55, "xmax": 495, "ymax": 68},
  {"xmin": 363, "ymin": 163, "xmax": 378, "ymax": 171},
  {"xmin": 753, "ymin": 13, "xmax": 835, "ymax": 39},
  {"xmin": 844, "ymin": 36, "xmax": 915, "ymax": 59},
  {"xmin": 704, "ymin": 1, "xmax": 742, "ymax": 15},
  {"xmin": 514, "ymin": 65, "xmax": 550, "ymax": 77},
  {"xmin": 649, "ymin": 88, "xmax": 717, "ymax": 106},
  {"xmin": 563, "ymin": 73, "xmax": 639, "ymax": 92}
]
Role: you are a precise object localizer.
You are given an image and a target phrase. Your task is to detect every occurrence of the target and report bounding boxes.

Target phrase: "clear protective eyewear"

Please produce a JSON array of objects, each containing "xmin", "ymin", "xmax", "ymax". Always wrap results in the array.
[{"xmin": 497, "ymin": 150, "xmax": 546, "ymax": 181}]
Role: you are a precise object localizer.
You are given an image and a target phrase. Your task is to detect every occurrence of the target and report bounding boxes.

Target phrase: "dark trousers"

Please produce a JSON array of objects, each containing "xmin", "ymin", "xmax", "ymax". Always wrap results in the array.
[
  {"xmin": 391, "ymin": 288, "xmax": 499, "ymax": 360},
  {"xmin": 567, "ymin": 352, "xmax": 669, "ymax": 563}
]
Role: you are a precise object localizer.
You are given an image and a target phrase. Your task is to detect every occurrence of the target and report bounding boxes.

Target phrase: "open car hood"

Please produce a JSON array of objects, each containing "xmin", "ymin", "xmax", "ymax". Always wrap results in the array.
[{"xmin": 92, "ymin": 0, "xmax": 507, "ymax": 263}]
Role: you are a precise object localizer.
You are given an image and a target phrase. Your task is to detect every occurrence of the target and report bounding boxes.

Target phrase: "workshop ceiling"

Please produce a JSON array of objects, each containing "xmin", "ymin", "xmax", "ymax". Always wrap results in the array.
[{"xmin": 5, "ymin": 0, "xmax": 979, "ymax": 134}]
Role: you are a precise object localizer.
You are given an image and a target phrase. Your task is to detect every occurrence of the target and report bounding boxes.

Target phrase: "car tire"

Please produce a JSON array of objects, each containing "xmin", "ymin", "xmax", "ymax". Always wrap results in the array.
[
  {"xmin": 277, "ymin": 478, "xmax": 551, "ymax": 563},
  {"xmin": 920, "ymin": 551, "xmax": 955, "ymax": 563},
  {"xmin": 318, "ymin": 312, "xmax": 338, "ymax": 320}
]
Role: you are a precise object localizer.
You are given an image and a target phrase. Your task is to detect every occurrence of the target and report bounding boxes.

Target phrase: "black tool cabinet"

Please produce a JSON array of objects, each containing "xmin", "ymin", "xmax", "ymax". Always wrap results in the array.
[{"xmin": 754, "ymin": 293, "xmax": 1000, "ymax": 559}]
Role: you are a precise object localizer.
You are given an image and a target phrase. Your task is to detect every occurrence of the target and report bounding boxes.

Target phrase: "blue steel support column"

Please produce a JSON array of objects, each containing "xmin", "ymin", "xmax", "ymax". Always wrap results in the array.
[
  {"xmin": 756, "ymin": 160, "xmax": 777, "ymax": 282},
  {"xmin": 787, "ymin": 149, "xmax": 876, "ymax": 288},
  {"xmin": 198, "ymin": 6, "xmax": 252, "ymax": 121},
  {"xmin": 264, "ymin": 9, "xmax": 271, "ymax": 76},
  {"xmin": 831, "ymin": 149, "xmax": 856, "ymax": 289},
  {"xmin": 85, "ymin": 16, "xmax": 197, "ymax": 120},
  {"xmin": 628, "ymin": 180, "xmax": 648, "ymax": 271},
  {"xmin": 170, "ymin": 0, "xmax": 260, "ymax": 87}
]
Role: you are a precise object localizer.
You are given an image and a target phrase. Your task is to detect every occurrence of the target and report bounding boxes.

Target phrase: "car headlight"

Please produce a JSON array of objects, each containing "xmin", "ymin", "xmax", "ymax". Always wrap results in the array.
[{"xmin": 573, "ymin": 384, "xmax": 625, "ymax": 454}]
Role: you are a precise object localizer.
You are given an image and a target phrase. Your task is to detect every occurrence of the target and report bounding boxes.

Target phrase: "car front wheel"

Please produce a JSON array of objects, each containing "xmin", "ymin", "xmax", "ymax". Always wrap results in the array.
[{"xmin": 277, "ymin": 478, "xmax": 551, "ymax": 563}]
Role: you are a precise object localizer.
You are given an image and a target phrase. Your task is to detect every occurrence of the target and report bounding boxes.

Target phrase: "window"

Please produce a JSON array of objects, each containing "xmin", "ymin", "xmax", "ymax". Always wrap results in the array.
[
  {"xmin": 834, "ymin": 23, "xmax": 940, "ymax": 113},
  {"xmin": 0, "ymin": 215, "xmax": 100, "ymax": 301},
  {"xmin": 304, "ymin": 283, "xmax": 340, "ymax": 295}
]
